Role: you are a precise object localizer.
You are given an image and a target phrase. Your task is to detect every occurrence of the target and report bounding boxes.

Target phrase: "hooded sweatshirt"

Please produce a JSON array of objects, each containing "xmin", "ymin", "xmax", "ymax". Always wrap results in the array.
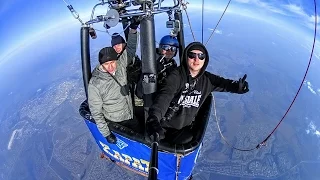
[{"xmin": 148, "ymin": 42, "xmax": 241, "ymax": 130}]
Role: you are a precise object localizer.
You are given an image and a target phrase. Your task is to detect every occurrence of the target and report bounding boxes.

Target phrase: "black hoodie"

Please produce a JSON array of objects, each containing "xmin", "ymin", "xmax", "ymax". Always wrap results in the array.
[
  {"xmin": 155, "ymin": 48, "xmax": 178, "ymax": 86},
  {"xmin": 148, "ymin": 42, "xmax": 242, "ymax": 130}
]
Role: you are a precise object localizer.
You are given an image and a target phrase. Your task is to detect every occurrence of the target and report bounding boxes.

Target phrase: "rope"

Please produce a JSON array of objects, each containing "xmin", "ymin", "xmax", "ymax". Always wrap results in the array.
[
  {"xmin": 257, "ymin": 0, "xmax": 317, "ymax": 147},
  {"xmin": 213, "ymin": 94, "xmax": 256, "ymax": 151},
  {"xmin": 205, "ymin": 0, "xmax": 231, "ymax": 46},
  {"xmin": 212, "ymin": 0, "xmax": 317, "ymax": 151},
  {"xmin": 181, "ymin": 1, "xmax": 196, "ymax": 41},
  {"xmin": 62, "ymin": 0, "xmax": 68, "ymax": 6}
]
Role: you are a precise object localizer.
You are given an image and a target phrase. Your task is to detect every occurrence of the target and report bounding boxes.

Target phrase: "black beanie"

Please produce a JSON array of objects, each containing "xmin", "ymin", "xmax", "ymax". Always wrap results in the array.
[
  {"xmin": 187, "ymin": 44, "xmax": 206, "ymax": 54},
  {"xmin": 98, "ymin": 47, "xmax": 118, "ymax": 65},
  {"xmin": 111, "ymin": 33, "xmax": 126, "ymax": 47}
]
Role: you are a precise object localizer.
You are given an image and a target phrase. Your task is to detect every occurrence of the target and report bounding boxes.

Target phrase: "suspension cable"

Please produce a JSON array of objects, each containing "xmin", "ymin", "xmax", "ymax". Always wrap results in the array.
[
  {"xmin": 181, "ymin": 0, "xmax": 196, "ymax": 41},
  {"xmin": 62, "ymin": 0, "xmax": 84, "ymax": 25},
  {"xmin": 212, "ymin": 95, "xmax": 257, "ymax": 151},
  {"xmin": 205, "ymin": 0, "xmax": 231, "ymax": 46},
  {"xmin": 212, "ymin": 0, "xmax": 317, "ymax": 151}
]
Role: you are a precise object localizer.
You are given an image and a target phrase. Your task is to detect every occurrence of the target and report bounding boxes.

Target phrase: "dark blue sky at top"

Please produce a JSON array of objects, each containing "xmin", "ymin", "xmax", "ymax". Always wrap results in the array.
[{"xmin": 0, "ymin": 0, "xmax": 318, "ymax": 63}]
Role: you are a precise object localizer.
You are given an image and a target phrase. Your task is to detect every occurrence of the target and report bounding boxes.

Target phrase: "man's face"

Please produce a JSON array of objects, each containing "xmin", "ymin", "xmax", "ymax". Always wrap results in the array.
[
  {"xmin": 102, "ymin": 60, "xmax": 117, "ymax": 74},
  {"xmin": 187, "ymin": 50, "xmax": 206, "ymax": 76},
  {"xmin": 160, "ymin": 45, "xmax": 177, "ymax": 59},
  {"xmin": 113, "ymin": 43, "xmax": 125, "ymax": 54}
]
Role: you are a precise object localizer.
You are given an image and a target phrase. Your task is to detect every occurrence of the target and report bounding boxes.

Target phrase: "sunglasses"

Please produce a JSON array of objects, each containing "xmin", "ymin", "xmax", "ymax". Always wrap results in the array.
[
  {"xmin": 161, "ymin": 45, "xmax": 177, "ymax": 52},
  {"xmin": 187, "ymin": 52, "xmax": 206, "ymax": 60}
]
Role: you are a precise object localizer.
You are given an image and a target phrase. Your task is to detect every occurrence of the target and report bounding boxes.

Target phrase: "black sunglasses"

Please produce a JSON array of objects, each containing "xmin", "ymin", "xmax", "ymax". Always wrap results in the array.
[
  {"xmin": 161, "ymin": 45, "xmax": 177, "ymax": 52},
  {"xmin": 187, "ymin": 52, "xmax": 206, "ymax": 60}
]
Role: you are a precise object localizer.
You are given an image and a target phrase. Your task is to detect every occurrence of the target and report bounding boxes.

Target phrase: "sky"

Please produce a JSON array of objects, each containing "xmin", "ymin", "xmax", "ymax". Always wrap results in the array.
[{"xmin": 0, "ymin": 0, "xmax": 318, "ymax": 64}]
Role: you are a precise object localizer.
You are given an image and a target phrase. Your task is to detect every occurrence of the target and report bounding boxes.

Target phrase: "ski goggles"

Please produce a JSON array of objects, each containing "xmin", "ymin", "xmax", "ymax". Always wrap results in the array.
[
  {"xmin": 161, "ymin": 45, "xmax": 177, "ymax": 52},
  {"xmin": 187, "ymin": 52, "xmax": 206, "ymax": 60}
]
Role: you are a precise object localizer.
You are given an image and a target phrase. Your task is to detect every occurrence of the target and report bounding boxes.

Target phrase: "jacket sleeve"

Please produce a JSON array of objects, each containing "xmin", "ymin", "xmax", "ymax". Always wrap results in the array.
[
  {"xmin": 205, "ymin": 72, "xmax": 239, "ymax": 93},
  {"xmin": 125, "ymin": 30, "xmax": 138, "ymax": 66},
  {"xmin": 148, "ymin": 70, "xmax": 181, "ymax": 121},
  {"xmin": 88, "ymin": 84, "xmax": 111, "ymax": 137}
]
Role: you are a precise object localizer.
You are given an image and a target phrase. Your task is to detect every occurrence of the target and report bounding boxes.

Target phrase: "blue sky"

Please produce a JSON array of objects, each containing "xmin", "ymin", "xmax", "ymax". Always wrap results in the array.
[{"xmin": 0, "ymin": 0, "xmax": 318, "ymax": 63}]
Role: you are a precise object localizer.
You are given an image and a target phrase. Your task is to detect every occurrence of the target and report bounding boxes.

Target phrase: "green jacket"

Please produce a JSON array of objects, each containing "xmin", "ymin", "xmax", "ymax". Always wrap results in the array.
[{"xmin": 88, "ymin": 31, "xmax": 137, "ymax": 137}]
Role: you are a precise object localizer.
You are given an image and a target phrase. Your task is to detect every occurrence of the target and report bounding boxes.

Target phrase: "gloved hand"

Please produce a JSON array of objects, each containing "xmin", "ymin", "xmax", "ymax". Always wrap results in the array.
[
  {"xmin": 129, "ymin": 17, "xmax": 140, "ymax": 29},
  {"xmin": 238, "ymin": 74, "xmax": 249, "ymax": 94},
  {"xmin": 84, "ymin": 114, "xmax": 93, "ymax": 120},
  {"xmin": 146, "ymin": 116, "xmax": 166, "ymax": 140},
  {"xmin": 106, "ymin": 133, "xmax": 117, "ymax": 144}
]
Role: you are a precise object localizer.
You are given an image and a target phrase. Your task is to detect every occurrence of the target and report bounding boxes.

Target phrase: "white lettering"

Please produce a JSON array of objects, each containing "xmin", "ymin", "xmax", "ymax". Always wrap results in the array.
[
  {"xmin": 113, "ymin": 150, "xmax": 125, "ymax": 162},
  {"xmin": 196, "ymin": 95, "xmax": 201, "ymax": 105},
  {"xmin": 140, "ymin": 159, "xmax": 150, "ymax": 172},
  {"xmin": 122, "ymin": 154, "xmax": 133, "ymax": 165},
  {"xmin": 99, "ymin": 141, "xmax": 149, "ymax": 173},
  {"xmin": 189, "ymin": 96, "xmax": 195, "ymax": 104},
  {"xmin": 132, "ymin": 157, "xmax": 145, "ymax": 171},
  {"xmin": 178, "ymin": 95, "xmax": 185, "ymax": 104},
  {"xmin": 180, "ymin": 95, "xmax": 202, "ymax": 108}
]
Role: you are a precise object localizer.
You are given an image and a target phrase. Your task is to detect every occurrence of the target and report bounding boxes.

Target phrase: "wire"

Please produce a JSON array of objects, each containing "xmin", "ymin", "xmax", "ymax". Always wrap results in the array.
[
  {"xmin": 257, "ymin": 0, "xmax": 318, "ymax": 147},
  {"xmin": 181, "ymin": 0, "xmax": 196, "ymax": 41},
  {"xmin": 61, "ymin": 0, "xmax": 84, "ymax": 24},
  {"xmin": 205, "ymin": 0, "xmax": 231, "ymax": 46},
  {"xmin": 212, "ymin": 0, "xmax": 317, "ymax": 151},
  {"xmin": 212, "ymin": 94, "xmax": 256, "ymax": 151},
  {"xmin": 62, "ymin": 0, "xmax": 68, "ymax": 6}
]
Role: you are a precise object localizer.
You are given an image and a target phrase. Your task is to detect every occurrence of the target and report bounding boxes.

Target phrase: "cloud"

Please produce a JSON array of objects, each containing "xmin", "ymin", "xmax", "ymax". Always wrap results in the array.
[
  {"xmin": 208, "ymin": 28, "xmax": 223, "ymax": 34},
  {"xmin": 234, "ymin": 0, "xmax": 287, "ymax": 15},
  {"xmin": 306, "ymin": 121, "xmax": 320, "ymax": 138},
  {"xmin": 234, "ymin": 0, "xmax": 318, "ymax": 30},
  {"xmin": 227, "ymin": 33, "xmax": 234, "ymax": 36},
  {"xmin": 304, "ymin": 80, "xmax": 317, "ymax": 95},
  {"xmin": 283, "ymin": 4, "xmax": 306, "ymax": 16},
  {"xmin": 215, "ymin": 30, "xmax": 222, "ymax": 34},
  {"xmin": 7, "ymin": 128, "xmax": 22, "ymax": 150},
  {"xmin": 283, "ymin": 4, "xmax": 318, "ymax": 30}
]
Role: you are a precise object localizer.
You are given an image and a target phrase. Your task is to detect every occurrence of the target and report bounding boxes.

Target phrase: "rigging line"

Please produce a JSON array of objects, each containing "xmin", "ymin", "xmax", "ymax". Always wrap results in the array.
[
  {"xmin": 213, "ymin": 0, "xmax": 317, "ymax": 151},
  {"xmin": 212, "ymin": 94, "xmax": 256, "ymax": 151},
  {"xmin": 257, "ymin": 0, "xmax": 317, "ymax": 146},
  {"xmin": 201, "ymin": 0, "xmax": 204, "ymax": 43},
  {"xmin": 205, "ymin": 0, "xmax": 231, "ymax": 46},
  {"xmin": 62, "ymin": 0, "xmax": 68, "ymax": 6},
  {"xmin": 181, "ymin": 0, "xmax": 196, "ymax": 41}
]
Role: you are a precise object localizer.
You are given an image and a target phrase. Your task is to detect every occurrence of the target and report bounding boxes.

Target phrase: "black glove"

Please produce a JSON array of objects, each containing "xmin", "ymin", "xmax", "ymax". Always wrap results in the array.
[
  {"xmin": 106, "ymin": 133, "xmax": 117, "ymax": 144},
  {"xmin": 129, "ymin": 17, "xmax": 140, "ymax": 30},
  {"xmin": 146, "ymin": 116, "xmax": 166, "ymax": 140},
  {"xmin": 84, "ymin": 113, "xmax": 92, "ymax": 120},
  {"xmin": 238, "ymin": 74, "xmax": 249, "ymax": 94},
  {"xmin": 79, "ymin": 100, "xmax": 93, "ymax": 120}
]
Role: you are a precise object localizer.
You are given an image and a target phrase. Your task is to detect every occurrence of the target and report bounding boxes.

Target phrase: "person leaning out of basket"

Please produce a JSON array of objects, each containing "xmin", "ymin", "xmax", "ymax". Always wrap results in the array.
[
  {"xmin": 88, "ymin": 46, "xmax": 142, "ymax": 144},
  {"xmin": 146, "ymin": 42, "xmax": 250, "ymax": 144}
]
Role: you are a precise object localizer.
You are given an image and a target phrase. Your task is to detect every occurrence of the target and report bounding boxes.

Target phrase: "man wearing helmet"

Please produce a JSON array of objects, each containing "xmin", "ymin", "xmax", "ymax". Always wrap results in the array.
[
  {"xmin": 157, "ymin": 35, "xmax": 179, "ymax": 85},
  {"xmin": 136, "ymin": 35, "xmax": 179, "ymax": 99}
]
